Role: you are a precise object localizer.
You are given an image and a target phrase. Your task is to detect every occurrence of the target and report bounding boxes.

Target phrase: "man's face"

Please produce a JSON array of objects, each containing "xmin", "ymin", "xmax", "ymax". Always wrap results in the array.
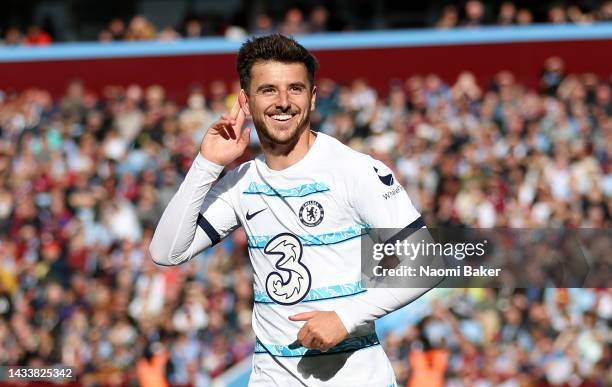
[{"xmin": 242, "ymin": 61, "xmax": 316, "ymax": 145}]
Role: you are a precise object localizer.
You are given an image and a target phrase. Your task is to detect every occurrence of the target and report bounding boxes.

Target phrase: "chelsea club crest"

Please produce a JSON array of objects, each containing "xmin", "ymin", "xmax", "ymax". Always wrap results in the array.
[{"xmin": 298, "ymin": 200, "xmax": 324, "ymax": 227}]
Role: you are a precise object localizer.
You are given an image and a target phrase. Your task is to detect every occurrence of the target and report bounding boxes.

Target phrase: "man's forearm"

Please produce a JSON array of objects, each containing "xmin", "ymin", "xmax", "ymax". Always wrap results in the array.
[
  {"xmin": 335, "ymin": 287, "xmax": 432, "ymax": 334},
  {"xmin": 334, "ymin": 224, "xmax": 442, "ymax": 334},
  {"xmin": 149, "ymin": 154, "xmax": 224, "ymax": 265}
]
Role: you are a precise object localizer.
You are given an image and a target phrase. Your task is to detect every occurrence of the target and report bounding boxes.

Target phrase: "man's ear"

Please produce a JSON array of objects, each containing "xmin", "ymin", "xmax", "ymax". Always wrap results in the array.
[
  {"xmin": 310, "ymin": 85, "xmax": 317, "ymax": 111},
  {"xmin": 239, "ymin": 89, "xmax": 251, "ymax": 116}
]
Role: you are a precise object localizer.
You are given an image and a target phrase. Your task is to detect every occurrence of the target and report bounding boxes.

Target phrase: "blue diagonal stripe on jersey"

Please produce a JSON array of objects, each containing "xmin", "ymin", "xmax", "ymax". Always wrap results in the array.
[
  {"xmin": 247, "ymin": 223, "xmax": 369, "ymax": 249},
  {"xmin": 254, "ymin": 333, "xmax": 380, "ymax": 357},
  {"xmin": 254, "ymin": 280, "xmax": 365, "ymax": 304},
  {"xmin": 242, "ymin": 182, "xmax": 330, "ymax": 197}
]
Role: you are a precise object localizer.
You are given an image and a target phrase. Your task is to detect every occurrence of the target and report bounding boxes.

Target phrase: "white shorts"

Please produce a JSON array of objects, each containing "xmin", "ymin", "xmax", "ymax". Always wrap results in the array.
[{"xmin": 248, "ymin": 345, "xmax": 397, "ymax": 387}]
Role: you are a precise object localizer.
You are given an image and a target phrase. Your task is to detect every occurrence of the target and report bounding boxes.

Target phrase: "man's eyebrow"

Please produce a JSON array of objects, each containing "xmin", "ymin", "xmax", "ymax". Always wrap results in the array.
[
  {"xmin": 289, "ymin": 82, "xmax": 307, "ymax": 88},
  {"xmin": 255, "ymin": 84, "xmax": 276, "ymax": 92},
  {"xmin": 255, "ymin": 82, "xmax": 308, "ymax": 92}
]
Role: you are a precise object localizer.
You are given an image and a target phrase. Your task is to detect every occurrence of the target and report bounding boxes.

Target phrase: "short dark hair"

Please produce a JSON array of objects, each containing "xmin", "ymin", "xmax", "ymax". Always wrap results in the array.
[{"xmin": 236, "ymin": 34, "xmax": 319, "ymax": 92}]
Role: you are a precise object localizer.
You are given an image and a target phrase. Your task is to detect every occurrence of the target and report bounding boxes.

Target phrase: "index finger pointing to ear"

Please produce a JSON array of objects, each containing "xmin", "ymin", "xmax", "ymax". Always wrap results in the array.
[
  {"xmin": 229, "ymin": 95, "xmax": 241, "ymax": 120},
  {"xmin": 239, "ymin": 89, "xmax": 252, "ymax": 117},
  {"xmin": 238, "ymin": 89, "xmax": 247, "ymax": 107},
  {"xmin": 235, "ymin": 104, "xmax": 246, "ymax": 126},
  {"xmin": 228, "ymin": 108, "xmax": 246, "ymax": 139}
]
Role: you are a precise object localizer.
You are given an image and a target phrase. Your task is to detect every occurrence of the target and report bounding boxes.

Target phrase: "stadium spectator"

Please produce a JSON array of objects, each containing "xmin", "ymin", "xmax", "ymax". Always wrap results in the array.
[
  {"xmin": 279, "ymin": 7, "xmax": 309, "ymax": 35},
  {"xmin": 184, "ymin": 18, "xmax": 204, "ymax": 38},
  {"xmin": 125, "ymin": 15, "xmax": 157, "ymax": 41},
  {"xmin": 136, "ymin": 342, "xmax": 170, "ymax": 387},
  {"xmin": 601, "ymin": 1, "xmax": 612, "ymax": 20},
  {"xmin": 309, "ymin": 5, "xmax": 330, "ymax": 33},
  {"xmin": 98, "ymin": 30, "xmax": 113, "ymax": 43},
  {"xmin": 462, "ymin": 0, "xmax": 487, "ymax": 27},
  {"xmin": 252, "ymin": 14, "xmax": 275, "ymax": 35},
  {"xmin": 548, "ymin": 5, "xmax": 568, "ymax": 24},
  {"xmin": 516, "ymin": 8, "xmax": 534, "ymax": 25},
  {"xmin": 158, "ymin": 26, "xmax": 181, "ymax": 42},
  {"xmin": 109, "ymin": 18, "xmax": 126, "ymax": 40},
  {"xmin": 96, "ymin": 18, "xmax": 125, "ymax": 42},
  {"xmin": 22, "ymin": 25, "xmax": 52, "ymax": 46},
  {"xmin": 224, "ymin": 25, "xmax": 247, "ymax": 40},
  {"xmin": 407, "ymin": 346, "xmax": 448, "ymax": 387},
  {"xmin": 498, "ymin": 1, "xmax": 517, "ymax": 25},
  {"xmin": 436, "ymin": 5, "xmax": 459, "ymax": 29},
  {"xmin": 2, "ymin": 27, "xmax": 23, "ymax": 45}
]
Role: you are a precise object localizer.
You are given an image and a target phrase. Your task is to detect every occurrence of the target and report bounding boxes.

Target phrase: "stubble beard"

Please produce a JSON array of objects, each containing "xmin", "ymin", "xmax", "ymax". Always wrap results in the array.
[{"xmin": 253, "ymin": 107, "xmax": 311, "ymax": 149}]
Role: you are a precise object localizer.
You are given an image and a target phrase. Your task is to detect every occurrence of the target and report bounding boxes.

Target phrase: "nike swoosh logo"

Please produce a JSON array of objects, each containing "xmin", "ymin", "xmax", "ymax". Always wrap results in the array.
[{"xmin": 246, "ymin": 208, "xmax": 267, "ymax": 220}]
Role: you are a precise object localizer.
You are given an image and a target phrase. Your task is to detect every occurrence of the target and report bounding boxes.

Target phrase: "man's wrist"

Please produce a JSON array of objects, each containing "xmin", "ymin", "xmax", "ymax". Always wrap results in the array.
[
  {"xmin": 334, "ymin": 308, "xmax": 359, "ymax": 335},
  {"xmin": 194, "ymin": 152, "xmax": 225, "ymax": 176}
]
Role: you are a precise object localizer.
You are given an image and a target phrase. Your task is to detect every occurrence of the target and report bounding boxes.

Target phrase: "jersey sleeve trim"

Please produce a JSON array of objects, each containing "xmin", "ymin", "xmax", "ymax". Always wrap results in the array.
[
  {"xmin": 197, "ymin": 213, "xmax": 221, "ymax": 246},
  {"xmin": 383, "ymin": 216, "xmax": 426, "ymax": 245}
]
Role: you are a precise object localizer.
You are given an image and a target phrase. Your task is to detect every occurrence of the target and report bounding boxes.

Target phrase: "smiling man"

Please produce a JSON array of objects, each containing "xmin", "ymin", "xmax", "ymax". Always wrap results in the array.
[{"xmin": 150, "ymin": 34, "xmax": 432, "ymax": 386}]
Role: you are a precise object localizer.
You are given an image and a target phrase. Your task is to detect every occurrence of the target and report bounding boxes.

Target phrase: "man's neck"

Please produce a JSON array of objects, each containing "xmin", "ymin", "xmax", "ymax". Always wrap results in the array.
[{"xmin": 260, "ymin": 128, "xmax": 317, "ymax": 171}]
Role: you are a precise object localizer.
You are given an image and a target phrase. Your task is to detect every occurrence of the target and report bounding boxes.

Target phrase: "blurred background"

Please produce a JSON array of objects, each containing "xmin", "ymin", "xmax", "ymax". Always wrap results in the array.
[{"xmin": 0, "ymin": 1, "xmax": 610, "ymax": 386}]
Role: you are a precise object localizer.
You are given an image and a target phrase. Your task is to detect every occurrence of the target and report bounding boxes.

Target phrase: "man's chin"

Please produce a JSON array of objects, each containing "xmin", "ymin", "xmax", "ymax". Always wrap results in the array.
[
  {"xmin": 259, "ymin": 126, "xmax": 301, "ymax": 145},
  {"xmin": 266, "ymin": 131, "xmax": 299, "ymax": 145},
  {"xmin": 254, "ymin": 113, "xmax": 310, "ymax": 146}
]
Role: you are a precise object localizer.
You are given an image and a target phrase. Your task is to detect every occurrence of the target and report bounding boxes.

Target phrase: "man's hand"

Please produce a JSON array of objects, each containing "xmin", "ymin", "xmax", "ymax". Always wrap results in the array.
[
  {"xmin": 289, "ymin": 311, "xmax": 349, "ymax": 352},
  {"xmin": 200, "ymin": 92, "xmax": 251, "ymax": 166}
]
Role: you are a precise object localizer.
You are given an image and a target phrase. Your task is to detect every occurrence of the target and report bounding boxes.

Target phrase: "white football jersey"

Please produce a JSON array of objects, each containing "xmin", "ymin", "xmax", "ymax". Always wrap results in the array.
[{"xmin": 150, "ymin": 132, "xmax": 427, "ymax": 386}]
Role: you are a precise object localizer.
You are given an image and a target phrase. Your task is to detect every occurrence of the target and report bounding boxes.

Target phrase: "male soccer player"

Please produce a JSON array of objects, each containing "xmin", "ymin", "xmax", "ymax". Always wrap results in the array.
[{"xmin": 150, "ymin": 34, "xmax": 432, "ymax": 386}]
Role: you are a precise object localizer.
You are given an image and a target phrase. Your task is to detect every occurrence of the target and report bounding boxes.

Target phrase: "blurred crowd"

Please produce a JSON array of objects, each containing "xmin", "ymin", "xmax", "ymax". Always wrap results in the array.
[
  {"xmin": 0, "ymin": 54, "xmax": 610, "ymax": 386},
  {"xmin": 93, "ymin": 5, "xmax": 337, "ymax": 43},
  {"xmin": 2, "ymin": 1, "xmax": 612, "ymax": 45},
  {"xmin": 386, "ymin": 288, "xmax": 611, "ymax": 386},
  {"xmin": 436, "ymin": 0, "xmax": 612, "ymax": 28}
]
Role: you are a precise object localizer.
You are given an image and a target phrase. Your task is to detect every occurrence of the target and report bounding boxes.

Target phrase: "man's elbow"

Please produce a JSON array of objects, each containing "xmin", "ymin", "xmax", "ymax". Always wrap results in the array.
[{"xmin": 149, "ymin": 243, "xmax": 177, "ymax": 266}]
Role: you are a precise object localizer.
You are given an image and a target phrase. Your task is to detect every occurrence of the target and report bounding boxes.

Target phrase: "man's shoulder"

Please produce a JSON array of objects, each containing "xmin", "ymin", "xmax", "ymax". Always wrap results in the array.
[
  {"xmin": 318, "ymin": 134, "xmax": 398, "ymax": 192},
  {"xmin": 211, "ymin": 159, "xmax": 256, "ymax": 195},
  {"xmin": 317, "ymin": 133, "xmax": 373, "ymax": 168},
  {"xmin": 223, "ymin": 159, "xmax": 256, "ymax": 182}
]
